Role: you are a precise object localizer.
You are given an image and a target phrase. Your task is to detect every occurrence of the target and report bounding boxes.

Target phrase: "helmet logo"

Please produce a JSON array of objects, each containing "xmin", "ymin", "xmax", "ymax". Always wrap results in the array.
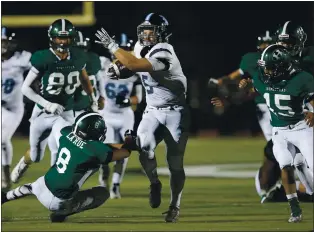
[
  {"xmin": 273, "ymin": 49, "xmax": 283, "ymax": 61},
  {"xmin": 95, "ymin": 121, "xmax": 101, "ymax": 129}
]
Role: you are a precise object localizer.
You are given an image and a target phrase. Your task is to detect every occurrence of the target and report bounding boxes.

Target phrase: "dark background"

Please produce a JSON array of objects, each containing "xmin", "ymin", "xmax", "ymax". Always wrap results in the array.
[{"xmin": 2, "ymin": 1, "xmax": 314, "ymax": 136}]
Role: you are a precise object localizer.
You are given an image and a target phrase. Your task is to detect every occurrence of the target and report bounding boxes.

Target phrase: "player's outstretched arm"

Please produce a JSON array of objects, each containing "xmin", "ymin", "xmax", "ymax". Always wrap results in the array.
[{"xmin": 80, "ymin": 68, "xmax": 98, "ymax": 111}]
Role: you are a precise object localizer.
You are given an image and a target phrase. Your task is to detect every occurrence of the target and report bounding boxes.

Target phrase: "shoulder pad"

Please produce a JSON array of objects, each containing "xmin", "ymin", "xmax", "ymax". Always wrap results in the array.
[{"xmin": 148, "ymin": 43, "xmax": 173, "ymax": 59}]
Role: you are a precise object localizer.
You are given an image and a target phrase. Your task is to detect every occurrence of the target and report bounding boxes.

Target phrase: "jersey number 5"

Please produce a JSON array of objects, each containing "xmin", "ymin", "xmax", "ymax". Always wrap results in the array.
[
  {"xmin": 47, "ymin": 71, "xmax": 80, "ymax": 95},
  {"xmin": 142, "ymin": 75, "xmax": 154, "ymax": 94},
  {"xmin": 264, "ymin": 93, "xmax": 295, "ymax": 117},
  {"xmin": 56, "ymin": 147, "xmax": 71, "ymax": 174}
]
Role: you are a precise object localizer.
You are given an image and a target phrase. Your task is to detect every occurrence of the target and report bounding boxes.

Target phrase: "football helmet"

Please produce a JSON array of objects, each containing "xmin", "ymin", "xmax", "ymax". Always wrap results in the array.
[
  {"xmin": 276, "ymin": 21, "xmax": 307, "ymax": 56},
  {"xmin": 257, "ymin": 30, "xmax": 274, "ymax": 51},
  {"xmin": 137, "ymin": 13, "xmax": 170, "ymax": 47},
  {"xmin": 74, "ymin": 30, "xmax": 91, "ymax": 50},
  {"xmin": 1, "ymin": 27, "xmax": 18, "ymax": 56},
  {"xmin": 119, "ymin": 33, "xmax": 134, "ymax": 51},
  {"xmin": 258, "ymin": 44, "xmax": 292, "ymax": 83},
  {"xmin": 72, "ymin": 112, "xmax": 107, "ymax": 142},
  {"xmin": 48, "ymin": 19, "xmax": 76, "ymax": 53}
]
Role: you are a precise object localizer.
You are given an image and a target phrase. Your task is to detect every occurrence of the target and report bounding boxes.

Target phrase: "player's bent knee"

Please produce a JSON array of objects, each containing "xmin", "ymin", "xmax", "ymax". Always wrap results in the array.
[{"xmin": 282, "ymin": 165, "xmax": 295, "ymax": 184}]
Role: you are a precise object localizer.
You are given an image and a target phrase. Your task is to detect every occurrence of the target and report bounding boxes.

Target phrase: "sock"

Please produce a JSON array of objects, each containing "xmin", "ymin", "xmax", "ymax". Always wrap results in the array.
[
  {"xmin": 112, "ymin": 172, "xmax": 120, "ymax": 184},
  {"xmin": 139, "ymin": 151, "xmax": 159, "ymax": 184},
  {"xmin": 286, "ymin": 193, "xmax": 298, "ymax": 200},
  {"xmin": 287, "ymin": 194, "xmax": 302, "ymax": 217},
  {"xmin": 169, "ymin": 169, "xmax": 185, "ymax": 208},
  {"xmin": 6, "ymin": 184, "xmax": 33, "ymax": 201}
]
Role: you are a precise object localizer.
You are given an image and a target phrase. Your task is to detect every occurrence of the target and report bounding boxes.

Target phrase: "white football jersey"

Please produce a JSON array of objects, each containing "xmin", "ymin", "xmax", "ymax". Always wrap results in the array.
[
  {"xmin": 99, "ymin": 56, "xmax": 140, "ymax": 113},
  {"xmin": 2, "ymin": 51, "xmax": 31, "ymax": 108},
  {"xmin": 134, "ymin": 41, "xmax": 187, "ymax": 107}
]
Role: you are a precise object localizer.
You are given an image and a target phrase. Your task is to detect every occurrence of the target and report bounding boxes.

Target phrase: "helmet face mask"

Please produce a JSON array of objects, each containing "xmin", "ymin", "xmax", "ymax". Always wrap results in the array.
[
  {"xmin": 48, "ymin": 19, "xmax": 76, "ymax": 54},
  {"xmin": 137, "ymin": 13, "xmax": 169, "ymax": 47}
]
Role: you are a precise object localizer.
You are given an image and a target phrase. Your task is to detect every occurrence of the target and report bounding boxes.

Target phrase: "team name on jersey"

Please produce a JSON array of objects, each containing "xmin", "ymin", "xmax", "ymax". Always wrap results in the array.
[
  {"xmin": 56, "ymin": 65, "xmax": 75, "ymax": 70},
  {"xmin": 66, "ymin": 132, "xmax": 86, "ymax": 149},
  {"xmin": 266, "ymin": 87, "xmax": 287, "ymax": 93}
]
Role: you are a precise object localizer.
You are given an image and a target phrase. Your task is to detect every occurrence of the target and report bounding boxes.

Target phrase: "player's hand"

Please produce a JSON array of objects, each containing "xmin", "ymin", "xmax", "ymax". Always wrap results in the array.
[
  {"xmin": 211, "ymin": 97, "xmax": 224, "ymax": 108},
  {"xmin": 304, "ymin": 111, "xmax": 314, "ymax": 127},
  {"xmin": 45, "ymin": 102, "xmax": 64, "ymax": 115},
  {"xmin": 98, "ymin": 96, "xmax": 105, "ymax": 110},
  {"xmin": 239, "ymin": 79, "xmax": 250, "ymax": 89},
  {"xmin": 95, "ymin": 28, "xmax": 119, "ymax": 53},
  {"xmin": 106, "ymin": 63, "xmax": 119, "ymax": 80},
  {"xmin": 123, "ymin": 130, "xmax": 140, "ymax": 151},
  {"xmin": 116, "ymin": 93, "xmax": 131, "ymax": 108}
]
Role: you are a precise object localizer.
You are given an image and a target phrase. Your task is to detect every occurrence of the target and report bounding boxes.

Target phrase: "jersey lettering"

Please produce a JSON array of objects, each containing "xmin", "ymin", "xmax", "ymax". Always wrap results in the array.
[{"xmin": 142, "ymin": 75, "xmax": 154, "ymax": 94}]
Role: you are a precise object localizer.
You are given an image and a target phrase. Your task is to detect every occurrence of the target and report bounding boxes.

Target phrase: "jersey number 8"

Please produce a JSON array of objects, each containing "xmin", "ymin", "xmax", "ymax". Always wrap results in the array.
[
  {"xmin": 56, "ymin": 147, "xmax": 71, "ymax": 174},
  {"xmin": 47, "ymin": 71, "xmax": 80, "ymax": 95}
]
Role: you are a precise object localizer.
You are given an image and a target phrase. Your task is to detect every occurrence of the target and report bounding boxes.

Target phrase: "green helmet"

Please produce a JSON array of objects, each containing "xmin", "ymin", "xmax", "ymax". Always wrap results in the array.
[
  {"xmin": 48, "ymin": 19, "xmax": 76, "ymax": 53},
  {"xmin": 72, "ymin": 112, "xmax": 107, "ymax": 142},
  {"xmin": 74, "ymin": 30, "xmax": 91, "ymax": 50},
  {"xmin": 275, "ymin": 21, "xmax": 307, "ymax": 56},
  {"xmin": 257, "ymin": 44, "xmax": 292, "ymax": 83}
]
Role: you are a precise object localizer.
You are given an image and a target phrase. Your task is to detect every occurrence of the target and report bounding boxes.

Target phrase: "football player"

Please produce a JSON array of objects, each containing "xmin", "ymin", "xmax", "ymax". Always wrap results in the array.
[
  {"xmin": 1, "ymin": 27, "xmax": 32, "ymax": 190},
  {"xmin": 239, "ymin": 44, "xmax": 314, "ymax": 223},
  {"xmin": 2, "ymin": 112, "xmax": 140, "ymax": 223},
  {"xmin": 10, "ymin": 19, "xmax": 98, "ymax": 184},
  {"xmin": 275, "ymin": 21, "xmax": 314, "ymax": 74},
  {"xmin": 98, "ymin": 33, "xmax": 143, "ymax": 199},
  {"xmin": 95, "ymin": 13, "xmax": 190, "ymax": 222},
  {"xmin": 48, "ymin": 30, "xmax": 105, "ymax": 166}
]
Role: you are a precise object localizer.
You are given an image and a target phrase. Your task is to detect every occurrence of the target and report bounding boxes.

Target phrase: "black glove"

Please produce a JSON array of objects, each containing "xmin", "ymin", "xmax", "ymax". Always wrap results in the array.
[
  {"xmin": 116, "ymin": 93, "xmax": 131, "ymax": 108},
  {"xmin": 122, "ymin": 130, "xmax": 141, "ymax": 151}
]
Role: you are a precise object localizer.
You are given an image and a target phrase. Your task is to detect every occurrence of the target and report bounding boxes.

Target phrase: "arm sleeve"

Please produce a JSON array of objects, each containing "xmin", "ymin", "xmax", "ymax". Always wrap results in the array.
[
  {"xmin": 22, "ymin": 67, "xmax": 50, "ymax": 107},
  {"xmin": 146, "ymin": 46, "xmax": 173, "ymax": 71}
]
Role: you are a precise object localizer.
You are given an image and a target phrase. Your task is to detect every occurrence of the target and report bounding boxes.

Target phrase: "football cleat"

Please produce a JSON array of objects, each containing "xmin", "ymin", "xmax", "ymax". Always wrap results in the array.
[
  {"xmin": 10, "ymin": 157, "xmax": 29, "ymax": 184},
  {"xmin": 288, "ymin": 213, "xmax": 302, "ymax": 223},
  {"xmin": 110, "ymin": 183, "xmax": 121, "ymax": 199},
  {"xmin": 1, "ymin": 191, "xmax": 8, "ymax": 205},
  {"xmin": 50, "ymin": 212, "xmax": 67, "ymax": 223},
  {"xmin": 162, "ymin": 206, "xmax": 180, "ymax": 223},
  {"xmin": 149, "ymin": 180, "xmax": 162, "ymax": 208}
]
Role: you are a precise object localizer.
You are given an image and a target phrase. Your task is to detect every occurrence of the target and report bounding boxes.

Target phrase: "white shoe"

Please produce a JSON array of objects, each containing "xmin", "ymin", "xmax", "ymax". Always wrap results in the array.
[
  {"xmin": 288, "ymin": 214, "xmax": 302, "ymax": 223},
  {"xmin": 110, "ymin": 184, "xmax": 121, "ymax": 199},
  {"xmin": 10, "ymin": 157, "xmax": 29, "ymax": 183}
]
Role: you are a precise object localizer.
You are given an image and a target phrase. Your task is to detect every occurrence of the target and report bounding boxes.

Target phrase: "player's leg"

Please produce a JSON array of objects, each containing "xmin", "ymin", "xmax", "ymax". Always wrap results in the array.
[
  {"xmin": 272, "ymin": 127, "xmax": 302, "ymax": 223},
  {"xmin": 50, "ymin": 186, "xmax": 110, "ymax": 223},
  {"xmin": 1, "ymin": 107, "xmax": 23, "ymax": 190},
  {"xmin": 293, "ymin": 152, "xmax": 313, "ymax": 195},
  {"xmin": 48, "ymin": 117, "xmax": 71, "ymax": 166},
  {"xmin": 137, "ymin": 108, "xmax": 163, "ymax": 208},
  {"xmin": 11, "ymin": 107, "xmax": 55, "ymax": 183},
  {"xmin": 98, "ymin": 118, "xmax": 116, "ymax": 187},
  {"xmin": 110, "ymin": 109, "xmax": 135, "ymax": 199},
  {"xmin": 256, "ymin": 103, "xmax": 272, "ymax": 141},
  {"xmin": 163, "ymin": 107, "xmax": 190, "ymax": 222}
]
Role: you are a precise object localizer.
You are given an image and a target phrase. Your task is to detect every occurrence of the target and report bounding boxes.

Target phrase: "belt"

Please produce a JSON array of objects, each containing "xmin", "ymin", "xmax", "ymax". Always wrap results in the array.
[
  {"xmin": 148, "ymin": 105, "xmax": 184, "ymax": 111},
  {"xmin": 276, "ymin": 121, "xmax": 303, "ymax": 130}
]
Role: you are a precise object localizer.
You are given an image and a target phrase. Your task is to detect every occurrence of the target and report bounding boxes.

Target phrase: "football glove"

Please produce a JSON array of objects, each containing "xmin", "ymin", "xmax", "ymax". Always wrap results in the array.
[
  {"xmin": 122, "ymin": 130, "xmax": 140, "ymax": 151},
  {"xmin": 95, "ymin": 28, "xmax": 119, "ymax": 54},
  {"xmin": 44, "ymin": 102, "xmax": 64, "ymax": 115}
]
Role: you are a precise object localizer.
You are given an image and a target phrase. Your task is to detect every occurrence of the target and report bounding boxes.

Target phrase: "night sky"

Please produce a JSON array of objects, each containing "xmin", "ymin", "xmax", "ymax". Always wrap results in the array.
[{"xmin": 2, "ymin": 1, "xmax": 314, "ymax": 135}]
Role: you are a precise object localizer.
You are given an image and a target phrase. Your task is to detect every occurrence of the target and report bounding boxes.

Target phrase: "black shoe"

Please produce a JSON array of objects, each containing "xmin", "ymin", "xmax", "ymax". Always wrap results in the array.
[
  {"xmin": 162, "ymin": 206, "xmax": 180, "ymax": 223},
  {"xmin": 149, "ymin": 181, "xmax": 162, "ymax": 208},
  {"xmin": 1, "ymin": 191, "xmax": 8, "ymax": 204},
  {"xmin": 50, "ymin": 212, "xmax": 67, "ymax": 223}
]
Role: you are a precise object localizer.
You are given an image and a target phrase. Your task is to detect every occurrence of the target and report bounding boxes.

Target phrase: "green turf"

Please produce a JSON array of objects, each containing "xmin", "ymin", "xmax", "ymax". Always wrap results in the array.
[{"xmin": 2, "ymin": 137, "xmax": 313, "ymax": 231}]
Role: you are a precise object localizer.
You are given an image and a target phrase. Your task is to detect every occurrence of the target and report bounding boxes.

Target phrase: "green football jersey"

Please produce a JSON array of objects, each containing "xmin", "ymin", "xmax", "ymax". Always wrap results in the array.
[
  {"xmin": 44, "ymin": 126, "xmax": 112, "ymax": 199},
  {"xmin": 73, "ymin": 51, "xmax": 101, "ymax": 111},
  {"xmin": 252, "ymin": 70, "xmax": 314, "ymax": 127},
  {"xmin": 31, "ymin": 47, "xmax": 87, "ymax": 110},
  {"xmin": 298, "ymin": 46, "xmax": 314, "ymax": 74},
  {"xmin": 239, "ymin": 51, "xmax": 265, "ymax": 104}
]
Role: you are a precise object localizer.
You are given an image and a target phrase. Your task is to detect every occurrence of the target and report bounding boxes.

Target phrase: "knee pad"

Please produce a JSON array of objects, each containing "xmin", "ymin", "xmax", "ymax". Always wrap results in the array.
[
  {"xmin": 264, "ymin": 140, "xmax": 277, "ymax": 162},
  {"xmin": 294, "ymin": 153, "xmax": 306, "ymax": 167}
]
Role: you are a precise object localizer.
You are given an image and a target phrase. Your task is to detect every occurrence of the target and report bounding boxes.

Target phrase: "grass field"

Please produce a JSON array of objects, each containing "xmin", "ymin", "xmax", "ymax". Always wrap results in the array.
[{"xmin": 2, "ymin": 137, "xmax": 313, "ymax": 231}]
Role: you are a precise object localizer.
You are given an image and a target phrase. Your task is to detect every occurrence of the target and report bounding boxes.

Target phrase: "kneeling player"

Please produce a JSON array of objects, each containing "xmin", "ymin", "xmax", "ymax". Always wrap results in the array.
[{"xmin": 2, "ymin": 112, "xmax": 140, "ymax": 223}]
